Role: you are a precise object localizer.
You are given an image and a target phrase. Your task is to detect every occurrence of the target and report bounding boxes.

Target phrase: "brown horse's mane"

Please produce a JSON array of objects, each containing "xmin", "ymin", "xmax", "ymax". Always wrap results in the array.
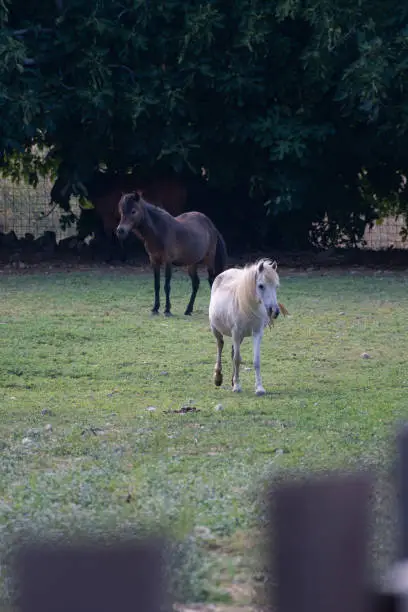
[
  {"xmin": 139, "ymin": 198, "xmax": 182, "ymax": 237},
  {"xmin": 141, "ymin": 197, "xmax": 179, "ymax": 221},
  {"xmin": 135, "ymin": 197, "xmax": 180, "ymax": 247}
]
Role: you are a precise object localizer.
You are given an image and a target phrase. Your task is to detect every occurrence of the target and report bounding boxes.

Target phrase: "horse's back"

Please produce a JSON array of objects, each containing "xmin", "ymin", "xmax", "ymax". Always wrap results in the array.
[
  {"xmin": 169, "ymin": 211, "xmax": 218, "ymax": 261},
  {"xmin": 175, "ymin": 210, "xmax": 215, "ymax": 228},
  {"xmin": 211, "ymin": 267, "xmax": 242, "ymax": 293}
]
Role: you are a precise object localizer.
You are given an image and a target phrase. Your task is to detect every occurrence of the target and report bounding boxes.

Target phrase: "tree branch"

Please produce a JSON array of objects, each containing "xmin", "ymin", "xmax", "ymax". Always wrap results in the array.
[
  {"xmin": 58, "ymin": 69, "xmax": 75, "ymax": 90},
  {"xmin": 108, "ymin": 64, "xmax": 136, "ymax": 78},
  {"xmin": 12, "ymin": 27, "xmax": 53, "ymax": 37}
]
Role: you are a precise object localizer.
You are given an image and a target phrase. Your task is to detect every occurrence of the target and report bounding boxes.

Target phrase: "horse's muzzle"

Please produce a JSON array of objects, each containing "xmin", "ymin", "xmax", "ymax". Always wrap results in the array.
[
  {"xmin": 268, "ymin": 306, "xmax": 280, "ymax": 319},
  {"xmin": 116, "ymin": 226, "xmax": 128, "ymax": 240}
]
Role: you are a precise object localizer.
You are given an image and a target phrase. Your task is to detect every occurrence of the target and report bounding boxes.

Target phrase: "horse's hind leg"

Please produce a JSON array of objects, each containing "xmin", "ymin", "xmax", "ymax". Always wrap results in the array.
[
  {"xmin": 212, "ymin": 327, "xmax": 224, "ymax": 387},
  {"xmin": 184, "ymin": 265, "xmax": 200, "ymax": 316},
  {"xmin": 207, "ymin": 267, "xmax": 216, "ymax": 288},
  {"xmin": 151, "ymin": 262, "xmax": 161, "ymax": 315},
  {"xmin": 231, "ymin": 331, "xmax": 242, "ymax": 393},
  {"xmin": 164, "ymin": 263, "xmax": 172, "ymax": 316}
]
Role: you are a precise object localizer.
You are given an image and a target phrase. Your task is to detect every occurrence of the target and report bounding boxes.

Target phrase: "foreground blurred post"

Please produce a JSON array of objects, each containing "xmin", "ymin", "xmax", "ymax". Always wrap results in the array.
[
  {"xmin": 14, "ymin": 423, "xmax": 408, "ymax": 612},
  {"xmin": 382, "ymin": 425, "xmax": 408, "ymax": 612},
  {"xmin": 273, "ymin": 472, "xmax": 371, "ymax": 612},
  {"xmin": 17, "ymin": 539, "xmax": 167, "ymax": 612},
  {"xmin": 398, "ymin": 425, "xmax": 408, "ymax": 562}
]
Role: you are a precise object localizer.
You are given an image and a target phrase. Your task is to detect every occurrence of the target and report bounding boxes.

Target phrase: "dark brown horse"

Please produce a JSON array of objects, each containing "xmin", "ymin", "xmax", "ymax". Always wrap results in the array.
[
  {"xmin": 116, "ymin": 192, "xmax": 228, "ymax": 316},
  {"xmin": 81, "ymin": 171, "xmax": 188, "ymax": 261}
]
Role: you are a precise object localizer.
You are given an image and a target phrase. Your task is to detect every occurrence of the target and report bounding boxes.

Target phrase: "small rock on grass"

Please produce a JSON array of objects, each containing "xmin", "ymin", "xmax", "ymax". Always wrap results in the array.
[
  {"xmin": 214, "ymin": 404, "xmax": 224, "ymax": 411},
  {"xmin": 45, "ymin": 424, "xmax": 53, "ymax": 432},
  {"xmin": 361, "ymin": 352, "xmax": 372, "ymax": 359},
  {"xmin": 193, "ymin": 525, "xmax": 215, "ymax": 541},
  {"xmin": 146, "ymin": 406, "xmax": 157, "ymax": 412}
]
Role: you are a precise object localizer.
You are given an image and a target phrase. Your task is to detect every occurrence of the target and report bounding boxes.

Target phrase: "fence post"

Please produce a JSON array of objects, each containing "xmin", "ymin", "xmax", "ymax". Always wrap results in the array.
[
  {"xmin": 17, "ymin": 538, "xmax": 168, "ymax": 612},
  {"xmin": 272, "ymin": 472, "xmax": 371, "ymax": 612}
]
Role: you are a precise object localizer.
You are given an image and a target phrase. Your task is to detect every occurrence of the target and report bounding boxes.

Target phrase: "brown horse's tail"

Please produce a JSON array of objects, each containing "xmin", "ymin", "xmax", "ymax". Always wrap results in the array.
[{"xmin": 214, "ymin": 230, "xmax": 228, "ymax": 277}]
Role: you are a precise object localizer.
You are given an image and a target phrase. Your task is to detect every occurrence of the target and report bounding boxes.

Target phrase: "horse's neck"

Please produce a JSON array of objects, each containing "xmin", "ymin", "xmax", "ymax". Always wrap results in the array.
[{"xmin": 138, "ymin": 203, "xmax": 172, "ymax": 246}]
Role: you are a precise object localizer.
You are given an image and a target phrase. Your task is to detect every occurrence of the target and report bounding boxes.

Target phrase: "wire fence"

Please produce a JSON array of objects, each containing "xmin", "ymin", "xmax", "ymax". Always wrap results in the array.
[
  {"xmin": 0, "ymin": 177, "xmax": 407, "ymax": 249},
  {"xmin": 0, "ymin": 177, "xmax": 79, "ymax": 242},
  {"xmin": 362, "ymin": 216, "xmax": 407, "ymax": 249}
]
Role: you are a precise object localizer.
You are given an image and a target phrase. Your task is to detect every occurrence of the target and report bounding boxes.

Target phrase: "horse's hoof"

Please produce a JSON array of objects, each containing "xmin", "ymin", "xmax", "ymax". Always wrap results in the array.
[
  {"xmin": 164, "ymin": 311, "xmax": 173, "ymax": 317},
  {"xmin": 151, "ymin": 310, "xmax": 160, "ymax": 316},
  {"xmin": 255, "ymin": 387, "xmax": 266, "ymax": 396},
  {"xmin": 233, "ymin": 384, "xmax": 242, "ymax": 393},
  {"xmin": 184, "ymin": 311, "xmax": 192, "ymax": 316},
  {"xmin": 214, "ymin": 371, "xmax": 223, "ymax": 386}
]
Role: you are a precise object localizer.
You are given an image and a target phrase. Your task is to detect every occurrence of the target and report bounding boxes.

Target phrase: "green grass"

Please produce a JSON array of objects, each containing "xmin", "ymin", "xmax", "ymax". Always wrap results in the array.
[{"xmin": 1, "ymin": 266, "xmax": 408, "ymax": 608}]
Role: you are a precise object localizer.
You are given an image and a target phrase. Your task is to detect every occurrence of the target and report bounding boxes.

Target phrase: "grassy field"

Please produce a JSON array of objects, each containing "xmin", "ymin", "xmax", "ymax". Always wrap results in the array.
[{"xmin": 1, "ymin": 264, "xmax": 408, "ymax": 610}]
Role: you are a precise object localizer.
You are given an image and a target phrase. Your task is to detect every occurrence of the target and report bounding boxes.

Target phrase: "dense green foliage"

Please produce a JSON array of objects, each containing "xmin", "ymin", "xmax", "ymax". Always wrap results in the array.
[{"xmin": 1, "ymin": 0, "xmax": 408, "ymax": 245}]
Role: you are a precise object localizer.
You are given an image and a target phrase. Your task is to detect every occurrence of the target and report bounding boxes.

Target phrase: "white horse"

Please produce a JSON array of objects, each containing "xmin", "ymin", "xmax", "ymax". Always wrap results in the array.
[{"xmin": 208, "ymin": 258, "xmax": 281, "ymax": 396}]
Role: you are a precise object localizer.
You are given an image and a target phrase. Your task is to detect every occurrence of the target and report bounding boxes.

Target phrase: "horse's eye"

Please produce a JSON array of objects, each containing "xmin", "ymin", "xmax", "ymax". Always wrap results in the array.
[
  {"xmin": 131, "ymin": 209, "xmax": 136, "ymax": 215},
  {"xmin": 258, "ymin": 283, "xmax": 264, "ymax": 291}
]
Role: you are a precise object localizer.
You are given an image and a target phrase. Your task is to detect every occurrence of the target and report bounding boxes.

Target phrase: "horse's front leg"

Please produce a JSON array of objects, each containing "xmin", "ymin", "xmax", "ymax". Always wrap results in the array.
[
  {"xmin": 212, "ymin": 328, "xmax": 224, "ymax": 387},
  {"xmin": 231, "ymin": 331, "xmax": 242, "ymax": 393},
  {"xmin": 231, "ymin": 342, "xmax": 243, "ymax": 364},
  {"xmin": 164, "ymin": 263, "xmax": 172, "ymax": 316},
  {"xmin": 151, "ymin": 262, "xmax": 161, "ymax": 315},
  {"xmin": 252, "ymin": 331, "xmax": 266, "ymax": 396}
]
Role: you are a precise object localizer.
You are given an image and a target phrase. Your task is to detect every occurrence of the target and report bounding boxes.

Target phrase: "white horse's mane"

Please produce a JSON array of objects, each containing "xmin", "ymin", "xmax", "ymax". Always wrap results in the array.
[{"xmin": 228, "ymin": 258, "xmax": 279, "ymax": 320}]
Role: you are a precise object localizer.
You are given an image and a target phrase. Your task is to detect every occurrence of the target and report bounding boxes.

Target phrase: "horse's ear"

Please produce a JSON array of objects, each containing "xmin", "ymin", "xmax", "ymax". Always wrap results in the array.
[
  {"xmin": 258, "ymin": 260, "xmax": 264, "ymax": 272},
  {"xmin": 271, "ymin": 260, "xmax": 278, "ymax": 270},
  {"xmin": 128, "ymin": 191, "xmax": 140, "ymax": 201}
]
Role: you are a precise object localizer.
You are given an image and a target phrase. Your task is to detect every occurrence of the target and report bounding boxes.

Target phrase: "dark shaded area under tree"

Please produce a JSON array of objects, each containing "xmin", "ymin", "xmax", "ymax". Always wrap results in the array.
[{"xmin": 1, "ymin": 0, "xmax": 408, "ymax": 254}]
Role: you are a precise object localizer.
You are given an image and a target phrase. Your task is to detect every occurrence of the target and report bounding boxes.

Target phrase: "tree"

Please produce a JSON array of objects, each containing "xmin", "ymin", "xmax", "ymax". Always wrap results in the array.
[{"xmin": 1, "ymin": 0, "xmax": 408, "ymax": 248}]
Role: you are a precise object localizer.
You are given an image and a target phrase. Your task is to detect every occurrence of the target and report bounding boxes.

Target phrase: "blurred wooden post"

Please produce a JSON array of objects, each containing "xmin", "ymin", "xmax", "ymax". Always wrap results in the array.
[
  {"xmin": 398, "ymin": 425, "xmax": 408, "ymax": 562},
  {"xmin": 272, "ymin": 472, "xmax": 371, "ymax": 612},
  {"xmin": 382, "ymin": 425, "xmax": 408, "ymax": 612},
  {"xmin": 17, "ymin": 539, "xmax": 168, "ymax": 612}
]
